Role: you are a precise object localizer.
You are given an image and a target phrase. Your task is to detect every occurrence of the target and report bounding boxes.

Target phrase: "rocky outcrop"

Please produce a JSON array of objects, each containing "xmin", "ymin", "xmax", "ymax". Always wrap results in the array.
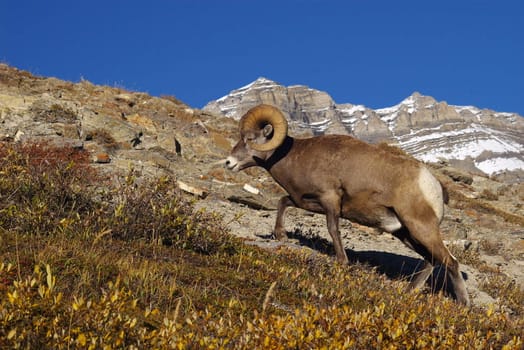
[
  {"xmin": 0, "ymin": 63, "xmax": 237, "ymax": 182},
  {"xmin": 204, "ymin": 79, "xmax": 524, "ymax": 180}
]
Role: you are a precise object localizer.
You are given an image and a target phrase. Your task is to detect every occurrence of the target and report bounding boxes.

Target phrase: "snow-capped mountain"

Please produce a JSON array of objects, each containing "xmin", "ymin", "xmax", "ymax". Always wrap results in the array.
[{"xmin": 203, "ymin": 78, "xmax": 524, "ymax": 180}]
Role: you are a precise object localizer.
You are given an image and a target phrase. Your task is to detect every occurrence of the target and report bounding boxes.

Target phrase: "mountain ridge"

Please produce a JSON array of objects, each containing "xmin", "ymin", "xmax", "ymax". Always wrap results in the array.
[{"xmin": 204, "ymin": 78, "xmax": 524, "ymax": 181}]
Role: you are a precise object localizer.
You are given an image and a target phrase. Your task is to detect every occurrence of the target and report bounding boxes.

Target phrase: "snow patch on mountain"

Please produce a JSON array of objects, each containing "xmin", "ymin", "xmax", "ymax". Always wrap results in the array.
[
  {"xmin": 475, "ymin": 157, "xmax": 524, "ymax": 175},
  {"xmin": 375, "ymin": 95, "xmax": 417, "ymax": 116},
  {"xmin": 302, "ymin": 118, "xmax": 332, "ymax": 133},
  {"xmin": 338, "ymin": 105, "xmax": 366, "ymax": 115},
  {"xmin": 396, "ymin": 123, "xmax": 523, "ymax": 174}
]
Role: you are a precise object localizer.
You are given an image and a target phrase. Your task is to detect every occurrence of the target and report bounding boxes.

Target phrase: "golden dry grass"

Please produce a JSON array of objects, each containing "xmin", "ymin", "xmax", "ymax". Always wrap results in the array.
[{"xmin": 0, "ymin": 142, "xmax": 522, "ymax": 349}]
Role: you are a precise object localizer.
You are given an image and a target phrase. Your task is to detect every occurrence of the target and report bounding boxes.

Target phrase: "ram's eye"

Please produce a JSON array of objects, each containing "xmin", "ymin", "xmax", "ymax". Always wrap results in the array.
[{"xmin": 244, "ymin": 133, "xmax": 256, "ymax": 142}]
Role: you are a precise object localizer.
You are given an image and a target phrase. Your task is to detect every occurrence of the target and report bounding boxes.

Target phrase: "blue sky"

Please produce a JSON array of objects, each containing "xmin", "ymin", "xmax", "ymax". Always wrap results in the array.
[{"xmin": 1, "ymin": 1, "xmax": 523, "ymax": 115}]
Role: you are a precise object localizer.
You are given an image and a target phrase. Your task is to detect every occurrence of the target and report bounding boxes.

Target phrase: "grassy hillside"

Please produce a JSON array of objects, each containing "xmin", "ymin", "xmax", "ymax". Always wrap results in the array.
[{"xmin": 0, "ymin": 142, "xmax": 522, "ymax": 349}]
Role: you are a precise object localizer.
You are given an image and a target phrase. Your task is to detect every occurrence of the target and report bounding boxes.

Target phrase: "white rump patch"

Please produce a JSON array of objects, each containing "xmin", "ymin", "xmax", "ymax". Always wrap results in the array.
[
  {"xmin": 380, "ymin": 215, "xmax": 402, "ymax": 233},
  {"xmin": 417, "ymin": 167, "xmax": 444, "ymax": 220}
]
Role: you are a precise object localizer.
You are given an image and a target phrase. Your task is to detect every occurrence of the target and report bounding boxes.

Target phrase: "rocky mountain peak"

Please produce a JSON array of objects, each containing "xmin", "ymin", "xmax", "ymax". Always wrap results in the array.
[
  {"xmin": 232, "ymin": 77, "xmax": 280, "ymax": 93},
  {"xmin": 251, "ymin": 77, "xmax": 279, "ymax": 86},
  {"xmin": 379, "ymin": 92, "xmax": 436, "ymax": 113}
]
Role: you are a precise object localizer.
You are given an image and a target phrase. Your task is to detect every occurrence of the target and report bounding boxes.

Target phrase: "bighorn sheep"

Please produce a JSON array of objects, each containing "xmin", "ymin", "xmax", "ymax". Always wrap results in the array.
[{"xmin": 225, "ymin": 104, "xmax": 470, "ymax": 305}]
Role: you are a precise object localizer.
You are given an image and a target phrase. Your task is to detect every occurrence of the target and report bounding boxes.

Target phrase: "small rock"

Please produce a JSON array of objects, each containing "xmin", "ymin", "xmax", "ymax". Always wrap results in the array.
[
  {"xmin": 509, "ymin": 230, "xmax": 524, "ymax": 237},
  {"xmin": 442, "ymin": 169, "xmax": 474, "ymax": 185},
  {"xmin": 94, "ymin": 153, "xmax": 111, "ymax": 164},
  {"xmin": 445, "ymin": 239, "xmax": 477, "ymax": 252},
  {"xmin": 127, "ymin": 114, "xmax": 156, "ymax": 131},
  {"xmin": 177, "ymin": 180, "xmax": 208, "ymax": 198},
  {"xmin": 227, "ymin": 195, "xmax": 274, "ymax": 210},
  {"xmin": 114, "ymin": 94, "xmax": 135, "ymax": 107},
  {"xmin": 14, "ymin": 130, "xmax": 25, "ymax": 142},
  {"xmin": 243, "ymin": 183, "xmax": 260, "ymax": 195}
]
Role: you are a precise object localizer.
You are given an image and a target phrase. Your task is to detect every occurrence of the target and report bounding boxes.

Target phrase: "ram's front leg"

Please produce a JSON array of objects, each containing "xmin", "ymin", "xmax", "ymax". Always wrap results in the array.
[
  {"xmin": 322, "ymin": 194, "xmax": 349, "ymax": 265},
  {"xmin": 273, "ymin": 196, "xmax": 295, "ymax": 240}
]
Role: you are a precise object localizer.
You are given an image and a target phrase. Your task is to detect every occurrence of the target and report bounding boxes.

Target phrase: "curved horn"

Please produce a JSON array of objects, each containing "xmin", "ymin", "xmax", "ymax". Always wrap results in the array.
[{"xmin": 239, "ymin": 104, "xmax": 288, "ymax": 152}]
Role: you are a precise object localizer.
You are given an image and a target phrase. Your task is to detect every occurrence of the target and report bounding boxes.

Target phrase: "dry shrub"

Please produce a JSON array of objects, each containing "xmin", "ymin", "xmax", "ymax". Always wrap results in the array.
[
  {"xmin": 85, "ymin": 128, "xmax": 119, "ymax": 151},
  {"xmin": 210, "ymin": 131, "xmax": 232, "ymax": 151},
  {"xmin": 106, "ymin": 171, "xmax": 237, "ymax": 255},
  {"xmin": 449, "ymin": 187, "xmax": 524, "ymax": 226},
  {"xmin": 35, "ymin": 103, "xmax": 77, "ymax": 123},
  {"xmin": 480, "ymin": 273, "xmax": 524, "ymax": 316},
  {"xmin": 480, "ymin": 188, "xmax": 499, "ymax": 201},
  {"xmin": 0, "ymin": 141, "xmax": 237, "ymax": 255},
  {"xmin": 1, "ymin": 259, "xmax": 522, "ymax": 349},
  {"xmin": 447, "ymin": 243, "xmax": 482, "ymax": 267},
  {"xmin": 160, "ymin": 94, "xmax": 185, "ymax": 106},
  {"xmin": 479, "ymin": 239, "xmax": 502, "ymax": 255},
  {"xmin": 0, "ymin": 141, "xmax": 102, "ymax": 236}
]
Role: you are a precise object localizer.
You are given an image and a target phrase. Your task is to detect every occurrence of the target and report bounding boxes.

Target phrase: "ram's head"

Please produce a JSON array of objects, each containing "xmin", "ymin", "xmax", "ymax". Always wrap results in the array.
[{"xmin": 225, "ymin": 104, "xmax": 288, "ymax": 172}]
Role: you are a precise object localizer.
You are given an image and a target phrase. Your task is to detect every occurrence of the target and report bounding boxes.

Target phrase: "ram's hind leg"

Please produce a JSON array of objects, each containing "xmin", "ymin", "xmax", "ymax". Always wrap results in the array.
[
  {"xmin": 401, "ymin": 219, "xmax": 470, "ymax": 306},
  {"xmin": 410, "ymin": 260, "xmax": 434, "ymax": 290},
  {"xmin": 426, "ymin": 241, "xmax": 469, "ymax": 305},
  {"xmin": 392, "ymin": 228, "xmax": 434, "ymax": 290}
]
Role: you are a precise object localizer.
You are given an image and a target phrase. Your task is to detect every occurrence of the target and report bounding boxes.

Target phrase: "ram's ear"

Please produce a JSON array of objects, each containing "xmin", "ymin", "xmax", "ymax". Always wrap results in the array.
[{"xmin": 262, "ymin": 124, "xmax": 274, "ymax": 138}]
